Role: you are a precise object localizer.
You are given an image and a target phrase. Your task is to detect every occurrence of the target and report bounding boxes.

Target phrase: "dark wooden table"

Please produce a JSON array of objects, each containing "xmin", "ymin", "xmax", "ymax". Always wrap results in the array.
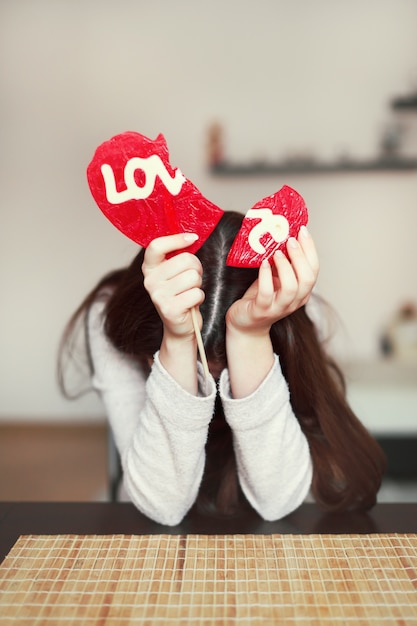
[{"xmin": 1, "ymin": 501, "xmax": 416, "ymax": 564}]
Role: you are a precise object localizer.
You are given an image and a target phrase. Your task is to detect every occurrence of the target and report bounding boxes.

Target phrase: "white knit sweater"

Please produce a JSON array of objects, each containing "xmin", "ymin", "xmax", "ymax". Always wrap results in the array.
[{"xmin": 88, "ymin": 298, "xmax": 313, "ymax": 525}]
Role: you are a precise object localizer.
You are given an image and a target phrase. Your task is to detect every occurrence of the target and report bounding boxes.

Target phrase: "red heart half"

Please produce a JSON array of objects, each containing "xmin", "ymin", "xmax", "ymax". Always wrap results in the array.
[
  {"xmin": 226, "ymin": 185, "xmax": 308, "ymax": 268},
  {"xmin": 87, "ymin": 131, "xmax": 224, "ymax": 255}
]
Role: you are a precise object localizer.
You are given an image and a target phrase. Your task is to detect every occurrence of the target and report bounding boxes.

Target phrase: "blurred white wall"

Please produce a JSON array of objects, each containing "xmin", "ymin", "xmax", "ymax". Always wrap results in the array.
[{"xmin": 1, "ymin": 0, "xmax": 416, "ymax": 421}]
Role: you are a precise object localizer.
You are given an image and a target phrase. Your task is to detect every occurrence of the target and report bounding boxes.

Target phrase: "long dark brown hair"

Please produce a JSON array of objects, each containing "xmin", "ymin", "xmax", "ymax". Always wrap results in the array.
[{"xmin": 58, "ymin": 211, "xmax": 386, "ymax": 516}]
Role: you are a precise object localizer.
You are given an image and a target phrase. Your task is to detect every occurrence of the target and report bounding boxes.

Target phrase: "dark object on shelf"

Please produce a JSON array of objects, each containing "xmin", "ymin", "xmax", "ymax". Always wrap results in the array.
[
  {"xmin": 392, "ymin": 93, "xmax": 417, "ymax": 110},
  {"xmin": 210, "ymin": 157, "xmax": 417, "ymax": 176},
  {"xmin": 207, "ymin": 122, "xmax": 225, "ymax": 166}
]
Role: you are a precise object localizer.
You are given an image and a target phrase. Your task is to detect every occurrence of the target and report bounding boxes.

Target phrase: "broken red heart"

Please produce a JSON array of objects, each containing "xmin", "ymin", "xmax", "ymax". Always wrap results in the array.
[
  {"xmin": 226, "ymin": 185, "xmax": 308, "ymax": 268},
  {"xmin": 87, "ymin": 131, "xmax": 224, "ymax": 255}
]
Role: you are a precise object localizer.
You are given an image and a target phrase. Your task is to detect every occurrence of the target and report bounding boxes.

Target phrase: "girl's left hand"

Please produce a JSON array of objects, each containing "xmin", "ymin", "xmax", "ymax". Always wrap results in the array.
[{"xmin": 226, "ymin": 226, "xmax": 319, "ymax": 336}]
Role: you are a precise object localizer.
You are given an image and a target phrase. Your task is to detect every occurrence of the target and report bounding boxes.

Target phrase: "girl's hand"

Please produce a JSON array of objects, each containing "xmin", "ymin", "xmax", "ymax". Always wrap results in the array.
[
  {"xmin": 226, "ymin": 226, "xmax": 319, "ymax": 336},
  {"xmin": 142, "ymin": 233, "xmax": 204, "ymax": 341}
]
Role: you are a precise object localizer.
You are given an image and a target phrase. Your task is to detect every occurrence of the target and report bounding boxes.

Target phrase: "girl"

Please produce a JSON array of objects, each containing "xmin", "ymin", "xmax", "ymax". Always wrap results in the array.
[{"xmin": 59, "ymin": 211, "xmax": 386, "ymax": 525}]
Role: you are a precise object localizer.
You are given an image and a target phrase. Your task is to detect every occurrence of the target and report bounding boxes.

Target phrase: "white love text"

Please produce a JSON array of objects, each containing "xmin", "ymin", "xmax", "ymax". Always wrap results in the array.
[
  {"xmin": 101, "ymin": 155, "xmax": 186, "ymax": 203},
  {"xmin": 246, "ymin": 208, "xmax": 290, "ymax": 254}
]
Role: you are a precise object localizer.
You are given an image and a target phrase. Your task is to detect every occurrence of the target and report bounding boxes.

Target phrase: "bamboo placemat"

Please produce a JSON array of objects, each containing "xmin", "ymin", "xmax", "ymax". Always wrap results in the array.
[{"xmin": 0, "ymin": 533, "xmax": 416, "ymax": 625}]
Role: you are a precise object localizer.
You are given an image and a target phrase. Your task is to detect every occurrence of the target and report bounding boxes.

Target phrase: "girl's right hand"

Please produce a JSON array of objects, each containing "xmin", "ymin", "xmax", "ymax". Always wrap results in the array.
[{"xmin": 142, "ymin": 233, "xmax": 205, "ymax": 340}]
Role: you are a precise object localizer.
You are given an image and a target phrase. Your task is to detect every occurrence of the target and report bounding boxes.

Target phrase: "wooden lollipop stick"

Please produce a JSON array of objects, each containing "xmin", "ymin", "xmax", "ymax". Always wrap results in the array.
[{"xmin": 191, "ymin": 306, "xmax": 210, "ymax": 379}]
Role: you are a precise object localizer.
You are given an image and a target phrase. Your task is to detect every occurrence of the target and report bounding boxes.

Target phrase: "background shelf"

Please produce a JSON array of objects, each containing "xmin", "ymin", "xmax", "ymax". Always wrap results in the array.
[
  {"xmin": 210, "ymin": 157, "xmax": 417, "ymax": 176},
  {"xmin": 391, "ymin": 93, "xmax": 417, "ymax": 110}
]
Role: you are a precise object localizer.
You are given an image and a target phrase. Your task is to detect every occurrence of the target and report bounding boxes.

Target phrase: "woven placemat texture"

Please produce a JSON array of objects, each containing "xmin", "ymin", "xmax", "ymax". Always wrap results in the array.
[{"xmin": 0, "ymin": 533, "xmax": 416, "ymax": 625}]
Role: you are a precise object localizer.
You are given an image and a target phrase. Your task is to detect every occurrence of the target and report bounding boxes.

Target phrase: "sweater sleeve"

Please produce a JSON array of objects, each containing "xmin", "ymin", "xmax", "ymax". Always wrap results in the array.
[
  {"xmin": 219, "ymin": 355, "xmax": 313, "ymax": 521},
  {"xmin": 87, "ymin": 298, "xmax": 217, "ymax": 525}
]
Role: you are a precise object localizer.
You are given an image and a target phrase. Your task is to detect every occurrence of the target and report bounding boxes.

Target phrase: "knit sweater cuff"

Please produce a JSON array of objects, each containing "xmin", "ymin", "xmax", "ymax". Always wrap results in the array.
[
  {"xmin": 219, "ymin": 355, "xmax": 290, "ymax": 430},
  {"xmin": 147, "ymin": 351, "xmax": 217, "ymax": 430}
]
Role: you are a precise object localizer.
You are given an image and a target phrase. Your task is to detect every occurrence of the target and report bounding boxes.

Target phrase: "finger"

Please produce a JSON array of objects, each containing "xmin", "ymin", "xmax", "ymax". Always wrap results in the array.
[
  {"xmin": 169, "ymin": 267, "xmax": 203, "ymax": 296},
  {"xmin": 154, "ymin": 250, "xmax": 203, "ymax": 283},
  {"xmin": 179, "ymin": 287, "xmax": 205, "ymax": 311},
  {"xmin": 286, "ymin": 236, "xmax": 318, "ymax": 295},
  {"xmin": 297, "ymin": 226, "xmax": 320, "ymax": 274},
  {"xmin": 158, "ymin": 287, "xmax": 205, "ymax": 322},
  {"xmin": 146, "ymin": 261, "xmax": 203, "ymax": 316},
  {"xmin": 255, "ymin": 259, "xmax": 275, "ymax": 308},
  {"xmin": 166, "ymin": 293, "xmax": 205, "ymax": 335},
  {"xmin": 272, "ymin": 250, "xmax": 298, "ymax": 304},
  {"xmin": 144, "ymin": 233, "xmax": 199, "ymax": 269}
]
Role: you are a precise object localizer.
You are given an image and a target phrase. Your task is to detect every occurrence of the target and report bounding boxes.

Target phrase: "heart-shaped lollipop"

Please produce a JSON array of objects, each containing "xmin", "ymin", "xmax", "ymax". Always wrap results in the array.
[
  {"xmin": 87, "ymin": 131, "xmax": 225, "ymax": 379},
  {"xmin": 226, "ymin": 185, "xmax": 308, "ymax": 268},
  {"xmin": 87, "ymin": 131, "xmax": 224, "ymax": 255}
]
